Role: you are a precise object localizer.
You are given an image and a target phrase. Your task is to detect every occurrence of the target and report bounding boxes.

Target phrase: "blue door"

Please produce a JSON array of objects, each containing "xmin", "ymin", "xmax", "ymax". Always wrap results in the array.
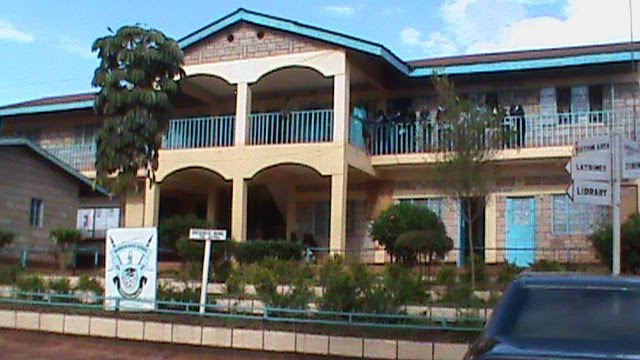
[{"xmin": 506, "ymin": 197, "xmax": 536, "ymax": 267}]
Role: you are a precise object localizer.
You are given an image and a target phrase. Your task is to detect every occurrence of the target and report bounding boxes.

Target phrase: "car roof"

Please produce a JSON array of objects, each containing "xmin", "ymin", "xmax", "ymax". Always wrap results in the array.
[{"xmin": 515, "ymin": 273, "xmax": 640, "ymax": 289}]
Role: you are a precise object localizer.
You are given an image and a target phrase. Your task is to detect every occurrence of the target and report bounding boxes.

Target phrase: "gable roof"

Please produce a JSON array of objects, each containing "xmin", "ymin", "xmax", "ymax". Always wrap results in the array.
[
  {"xmin": 0, "ymin": 138, "xmax": 110, "ymax": 196},
  {"xmin": 1, "ymin": 8, "xmax": 640, "ymax": 116}
]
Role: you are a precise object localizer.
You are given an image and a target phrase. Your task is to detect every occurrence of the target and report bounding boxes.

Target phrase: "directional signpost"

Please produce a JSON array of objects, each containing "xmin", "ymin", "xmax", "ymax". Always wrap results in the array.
[
  {"xmin": 189, "ymin": 228, "xmax": 227, "ymax": 314},
  {"xmin": 565, "ymin": 134, "xmax": 640, "ymax": 275}
]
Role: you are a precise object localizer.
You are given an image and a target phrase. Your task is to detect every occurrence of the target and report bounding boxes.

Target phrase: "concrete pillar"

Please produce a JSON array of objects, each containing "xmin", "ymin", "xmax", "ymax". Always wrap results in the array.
[
  {"xmin": 329, "ymin": 170, "xmax": 348, "ymax": 254},
  {"xmin": 235, "ymin": 82, "xmax": 252, "ymax": 146},
  {"xmin": 231, "ymin": 177, "xmax": 248, "ymax": 241},
  {"xmin": 484, "ymin": 194, "xmax": 497, "ymax": 264},
  {"xmin": 124, "ymin": 184, "xmax": 145, "ymax": 227},
  {"xmin": 206, "ymin": 186, "xmax": 217, "ymax": 225},
  {"xmin": 143, "ymin": 179, "xmax": 160, "ymax": 227},
  {"xmin": 333, "ymin": 64, "xmax": 350, "ymax": 144},
  {"xmin": 286, "ymin": 187, "xmax": 297, "ymax": 239}
]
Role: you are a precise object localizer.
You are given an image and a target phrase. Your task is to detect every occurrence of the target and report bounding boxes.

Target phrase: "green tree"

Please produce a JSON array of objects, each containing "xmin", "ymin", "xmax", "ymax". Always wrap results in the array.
[
  {"xmin": 590, "ymin": 214, "xmax": 640, "ymax": 274},
  {"xmin": 370, "ymin": 202, "xmax": 443, "ymax": 259},
  {"xmin": 431, "ymin": 76, "xmax": 509, "ymax": 290},
  {"xmin": 92, "ymin": 25, "xmax": 185, "ymax": 193}
]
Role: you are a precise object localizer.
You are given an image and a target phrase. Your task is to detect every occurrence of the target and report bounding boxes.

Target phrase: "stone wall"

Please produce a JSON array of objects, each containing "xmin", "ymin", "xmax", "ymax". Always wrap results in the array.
[
  {"xmin": 0, "ymin": 147, "xmax": 79, "ymax": 248},
  {"xmin": 184, "ymin": 23, "xmax": 331, "ymax": 65}
]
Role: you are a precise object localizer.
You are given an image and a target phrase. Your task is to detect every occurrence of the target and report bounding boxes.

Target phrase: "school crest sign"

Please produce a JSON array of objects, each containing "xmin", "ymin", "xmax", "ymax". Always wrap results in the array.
[{"xmin": 105, "ymin": 228, "xmax": 157, "ymax": 311}]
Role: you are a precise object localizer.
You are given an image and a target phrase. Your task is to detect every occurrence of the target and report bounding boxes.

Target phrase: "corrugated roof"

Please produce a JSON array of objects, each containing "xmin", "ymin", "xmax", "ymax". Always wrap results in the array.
[{"xmin": 0, "ymin": 138, "xmax": 110, "ymax": 197}]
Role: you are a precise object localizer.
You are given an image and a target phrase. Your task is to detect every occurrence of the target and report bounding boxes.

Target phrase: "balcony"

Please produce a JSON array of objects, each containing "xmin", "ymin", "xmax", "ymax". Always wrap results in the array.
[
  {"xmin": 43, "ymin": 143, "xmax": 96, "ymax": 172},
  {"xmin": 163, "ymin": 115, "xmax": 235, "ymax": 150},
  {"xmin": 367, "ymin": 109, "xmax": 637, "ymax": 156},
  {"xmin": 249, "ymin": 109, "xmax": 334, "ymax": 145}
]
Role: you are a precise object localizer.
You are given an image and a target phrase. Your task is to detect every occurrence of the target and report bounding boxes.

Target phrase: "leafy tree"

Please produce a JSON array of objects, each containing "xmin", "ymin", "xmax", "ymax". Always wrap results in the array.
[
  {"xmin": 431, "ymin": 76, "xmax": 509, "ymax": 290},
  {"xmin": 590, "ymin": 214, "xmax": 640, "ymax": 274},
  {"xmin": 370, "ymin": 202, "xmax": 443, "ymax": 258},
  {"xmin": 92, "ymin": 25, "xmax": 185, "ymax": 193},
  {"xmin": 50, "ymin": 227, "xmax": 82, "ymax": 271}
]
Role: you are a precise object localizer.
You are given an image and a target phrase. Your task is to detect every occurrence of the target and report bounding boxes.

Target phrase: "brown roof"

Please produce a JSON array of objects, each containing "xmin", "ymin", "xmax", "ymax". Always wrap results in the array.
[
  {"xmin": 0, "ymin": 92, "xmax": 96, "ymax": 110},
  {"xmin": 408, "ymin": 41, "xmax": 640, "ymax": 68}
]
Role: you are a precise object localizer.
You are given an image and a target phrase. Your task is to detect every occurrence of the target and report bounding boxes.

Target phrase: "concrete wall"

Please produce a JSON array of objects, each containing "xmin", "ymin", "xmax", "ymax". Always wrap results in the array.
[
  {"xmin": 0, "ymin": 309, "xmax": 470, "ymax": 360},
  {"xmin": 0, "ymin": 147, "xmax": 80, "ymax": 248}
]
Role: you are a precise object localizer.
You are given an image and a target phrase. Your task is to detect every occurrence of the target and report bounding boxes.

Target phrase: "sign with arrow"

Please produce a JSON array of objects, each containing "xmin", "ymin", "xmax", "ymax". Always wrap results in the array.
[
  {"xmin": 566, "ymin": 180, "xmax": 612, "ymax": 206},
  {"xmin": 565, "ymin": 151, "xmax": 611, "ymax": 181},
  {"xmin": 575, "ymin": 135, "xmax": 611, "ymax": 155}
]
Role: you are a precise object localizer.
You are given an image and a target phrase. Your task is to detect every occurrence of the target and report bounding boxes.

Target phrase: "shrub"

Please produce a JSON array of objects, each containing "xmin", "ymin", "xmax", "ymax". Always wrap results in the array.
[
  {"xmin": 530, "ymin": 260, "xmax": 564, "ymax": 272},
  {"xmin": 76, "ymin": 274, "xmax": 104, "ymax": 295},
  {"xmin": 590, "ymin": 214, "xmax": 640, "ymax": 274},
  {"xmin": 394, "ymin": 229, "xmax": 453, "ymax": 269},
  {"xmin": 0, "ymin": 228, "xmax": 14, "ymax": 249},
  {"xmin": 48, "ymin": 277, "xmax": 72, "ymax": 294},
  {"xmin": 462, "ymin": 256, "xmax": 488, "ymax": 286},
  {"xmin": 383, "ymin": 264, "xmax": 429, "ymax": 306},
  {"xmin": 370, "ymin": 202, "xmax": 444, "ymax": 257},
  {"xmin": 497, "ymin": 262, "xmax": 522, "ymax": 287},
  {"xmin": 440, "ymin": 282, "xmax": 483, "ymax": 307},
  {"xmin": 16, "ymin": 274, "xmax": 46, "ymax": 293},
  {"xmin": 436, "ymin": 264, "xmax": 457, "ymax": 286},
  {"xmin": 50, "ymin": 227, "xmax": 82, "ymax": 271},
  {"xmin": 0, "ymin": 264, "xmax": 21, "ymax": 285},
  {"xmin": 159, "ymin": 214, "xmax": 212, "ymax": 252},
  {"xmin": 233, "ymin": 240, "xmax": 304, "ymax": 264}
]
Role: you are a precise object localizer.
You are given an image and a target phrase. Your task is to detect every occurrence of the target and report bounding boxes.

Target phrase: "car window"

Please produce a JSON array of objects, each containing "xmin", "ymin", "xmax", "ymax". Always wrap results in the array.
[{"xmin": 498, "ymin": 286, "xmax": 640, "ymax": 345}]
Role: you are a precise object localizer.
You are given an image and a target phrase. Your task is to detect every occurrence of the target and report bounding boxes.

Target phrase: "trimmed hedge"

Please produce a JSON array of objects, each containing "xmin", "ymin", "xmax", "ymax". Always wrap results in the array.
[{"xmin": 233, "ymin": 240, "xmax": 305, "ymax": 264}]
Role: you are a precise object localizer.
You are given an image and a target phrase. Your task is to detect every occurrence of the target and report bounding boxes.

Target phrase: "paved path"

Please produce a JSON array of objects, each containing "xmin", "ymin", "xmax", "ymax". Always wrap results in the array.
[{"xmin": 0, "ymin": 329, "xmax": 346, "ymax": 359}]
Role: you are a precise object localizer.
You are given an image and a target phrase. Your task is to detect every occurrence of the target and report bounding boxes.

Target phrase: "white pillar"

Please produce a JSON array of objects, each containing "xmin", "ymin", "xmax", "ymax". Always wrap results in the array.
[
  {"xmin": 333, "ymin": 64, "xmax": 350, "ymax": 144},
  {"xmin": 329, "ymin": 170, "xmax": 348, "ymax": 254},
  {"xmin": 143, "ymin": 178, "xmax": 160, "ymax": 227},
  {"xmin": 231, "ymin": 177, "xmax": 248, "ymax": 241},
  {"xmin": 235, "ymin": 82, "xmax": 252, "ymax": 146}
]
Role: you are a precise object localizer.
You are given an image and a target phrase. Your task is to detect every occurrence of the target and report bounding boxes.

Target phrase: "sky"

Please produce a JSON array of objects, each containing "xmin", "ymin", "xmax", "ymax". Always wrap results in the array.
[{"xmin": 0, "ymin": 0, "xmax": 639, "ymax": 106}]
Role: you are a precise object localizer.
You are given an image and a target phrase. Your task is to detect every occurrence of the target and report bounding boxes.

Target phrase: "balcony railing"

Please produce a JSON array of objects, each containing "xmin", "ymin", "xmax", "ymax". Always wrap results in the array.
[
  {"xmin": 163, "ymin": 115, "xmax": 235, "ymax": 150},
  {"xmin": 249, "ymin": 109, "xmax": 334, "ymax": 145},
  {"xmin": 367, "ymin": 109, "xmax": 638, "ymax": 156},
  {"xmin": 43, "ymin": 143, "xmax": 96, "ymax": 171}
]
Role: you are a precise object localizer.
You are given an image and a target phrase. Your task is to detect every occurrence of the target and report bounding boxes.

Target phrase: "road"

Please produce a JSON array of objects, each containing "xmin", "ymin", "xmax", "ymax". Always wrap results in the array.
[{"xmin": 0, "ymin": 329, "xmax": 347, "ymax": 359}]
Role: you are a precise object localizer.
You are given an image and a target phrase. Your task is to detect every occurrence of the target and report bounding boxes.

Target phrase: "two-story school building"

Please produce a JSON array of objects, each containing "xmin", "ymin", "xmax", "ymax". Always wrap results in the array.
[{"xmin": 1, "ymin": 9, "xmax": 639, "ymax": 266}]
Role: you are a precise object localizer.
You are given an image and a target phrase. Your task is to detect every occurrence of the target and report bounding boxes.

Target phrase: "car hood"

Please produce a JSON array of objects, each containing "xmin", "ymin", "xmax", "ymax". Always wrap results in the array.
[{"xmin": 477, "ymin": 339, "xmax": 640, "ymax": 360}]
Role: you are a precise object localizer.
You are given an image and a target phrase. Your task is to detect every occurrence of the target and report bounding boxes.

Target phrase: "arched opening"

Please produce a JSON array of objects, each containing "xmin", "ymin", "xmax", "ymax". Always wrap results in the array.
[
  {"xmin": 165, "ymin": 75, "xmax": 237, "ymax": 150},
  {"xmin": 247, "ymin": 163, "xmax": 329, "ymax": 245},
  {"xmin": 249, "ymin": 66, "xmax": 335, "ymax": 145},
  {"xmin": 158, "ymin": 167, "xmax": 232, "ymax": 244}
]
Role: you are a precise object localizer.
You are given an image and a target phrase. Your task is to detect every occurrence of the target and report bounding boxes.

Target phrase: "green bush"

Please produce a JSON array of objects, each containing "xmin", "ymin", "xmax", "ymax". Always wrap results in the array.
[
  {"xmin": 462, "ymin": 256, "xmax": 488, "ymax": 286},
  {"xmin": 233, "ymin": 240, "xmax": 304, "ymax": 264},
  {"xmin": 530, "ymin": 260, "xmax": 564, "ymax": 272},
  {"xmin": 440, "ymin": 282, "xmax": 483, "ymax": 307},
  {"xmin": 0, "ymin": 228, "xmax": 14, "ymax": 249},
  {"xmin": 382, "ymin": 264, "xmax": 429, "ymax": 306},
  {"xmin": 76, "ymin": 274, "xmax": 104, "ymax": 295},
  {"xmin": 50, "ymin": 227, "xmax": 82, "ymax": 270},
  {"xmin": 0, "ymin": 264, "xmax": 21, "ymax": 285},
  {"xmin": 159, "ymin": 214, "xmax": 213, "ymax": 252},
  {"xmin": 370, "ymin": 202, "xmax": 444, "ymax": 257},
  {"xmin": 16, "ymin": 274, "xmax": 46, "ymax": 293},
  {"xmin": 394, "ymin": 229, "xmax": 453, "ymax": 267},
  {"xmin": 436, "ymin": 264, "xmax": 457, "ymax": 286},
  {"xmin": 590, "ymin": 214, "xmax": 640, "ymax": 274},
  {"xmin": 497, "ymin": 262, "xmax": 522, "ymax": 287},
  {"xmin": 48, "ymin": 277, "xmax": 72, "ymax": 294}
]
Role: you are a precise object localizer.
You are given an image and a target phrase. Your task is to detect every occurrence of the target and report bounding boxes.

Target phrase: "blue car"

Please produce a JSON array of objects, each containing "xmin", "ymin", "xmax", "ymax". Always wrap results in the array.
[{"xmin": 465, "ymin": 273, "xmax": 640, "ymax": 359}]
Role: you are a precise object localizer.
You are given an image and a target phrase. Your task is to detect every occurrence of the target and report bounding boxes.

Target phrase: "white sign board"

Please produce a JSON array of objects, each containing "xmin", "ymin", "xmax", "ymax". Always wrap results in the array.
[
  {"xmin": 567, "ymin": 180, "xmax": 612, "ymax": 206},
  {"xmin": 565, "ymin": 151, "xmax": 611, "ymax": 181},
  {"xmin": 575, "ymin": 135, "xmax": 611, "ymax": 155},
  {"xmin": 189, "ymin": 228, "xmax": 227, "ymax": 241},
  {"xmin": 623, "ymin": 153, "xmax": 640, "ymax": 180},
  {"xmin": 623, "ymin": 138, "xmax": 640, "ymax": 155},
  {"xmin": 105, "ymin": 228, "xmax": 157, "ymax": 311}
]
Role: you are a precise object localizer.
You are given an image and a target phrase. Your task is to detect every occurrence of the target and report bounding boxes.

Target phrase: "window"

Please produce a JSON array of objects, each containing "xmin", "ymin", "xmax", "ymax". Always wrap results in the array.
[
  {"xmin": 30, "ymin": 198, "xmax": 43, "ymax": 227},
  {"xmin": 75, "ymin": 124, "xmax": 97, "ymax": 145},
  {"xmin": 552, "ymin": 195, "xmax": 608, "ymax": 234},
  {"xmin": 399, "ymin": 197, "xmax": 445, "ymax": 218},
  {"xmin": 556, "ymin": 87, "xmax": 572, "ymax": 124}
]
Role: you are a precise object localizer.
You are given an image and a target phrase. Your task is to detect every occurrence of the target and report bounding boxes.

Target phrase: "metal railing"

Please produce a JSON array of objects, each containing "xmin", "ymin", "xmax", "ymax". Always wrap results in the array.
[
  {"xmin": 0, "ymin": 290, "xmax": 485, "ymax": 332},
  {"xmin": 249, "ymin": 109, "xmax": 334, "ymax": 145},
  {"xmin": 163, "ymin": 115, "xmax": 235, "ymax": 149},
  {"xmin": 367, "ymin": 109, "xmax": 637, "ymax": 155},
  {"xmin": 43, "ymin": 143, "xmax": 96, "ymax": 171}
]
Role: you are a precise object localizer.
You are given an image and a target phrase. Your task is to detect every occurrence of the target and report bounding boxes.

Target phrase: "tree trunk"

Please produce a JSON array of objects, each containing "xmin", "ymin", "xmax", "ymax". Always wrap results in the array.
[{"xmin": 467, "ymin": 203, "xmax": 476, "ymax": 291}]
